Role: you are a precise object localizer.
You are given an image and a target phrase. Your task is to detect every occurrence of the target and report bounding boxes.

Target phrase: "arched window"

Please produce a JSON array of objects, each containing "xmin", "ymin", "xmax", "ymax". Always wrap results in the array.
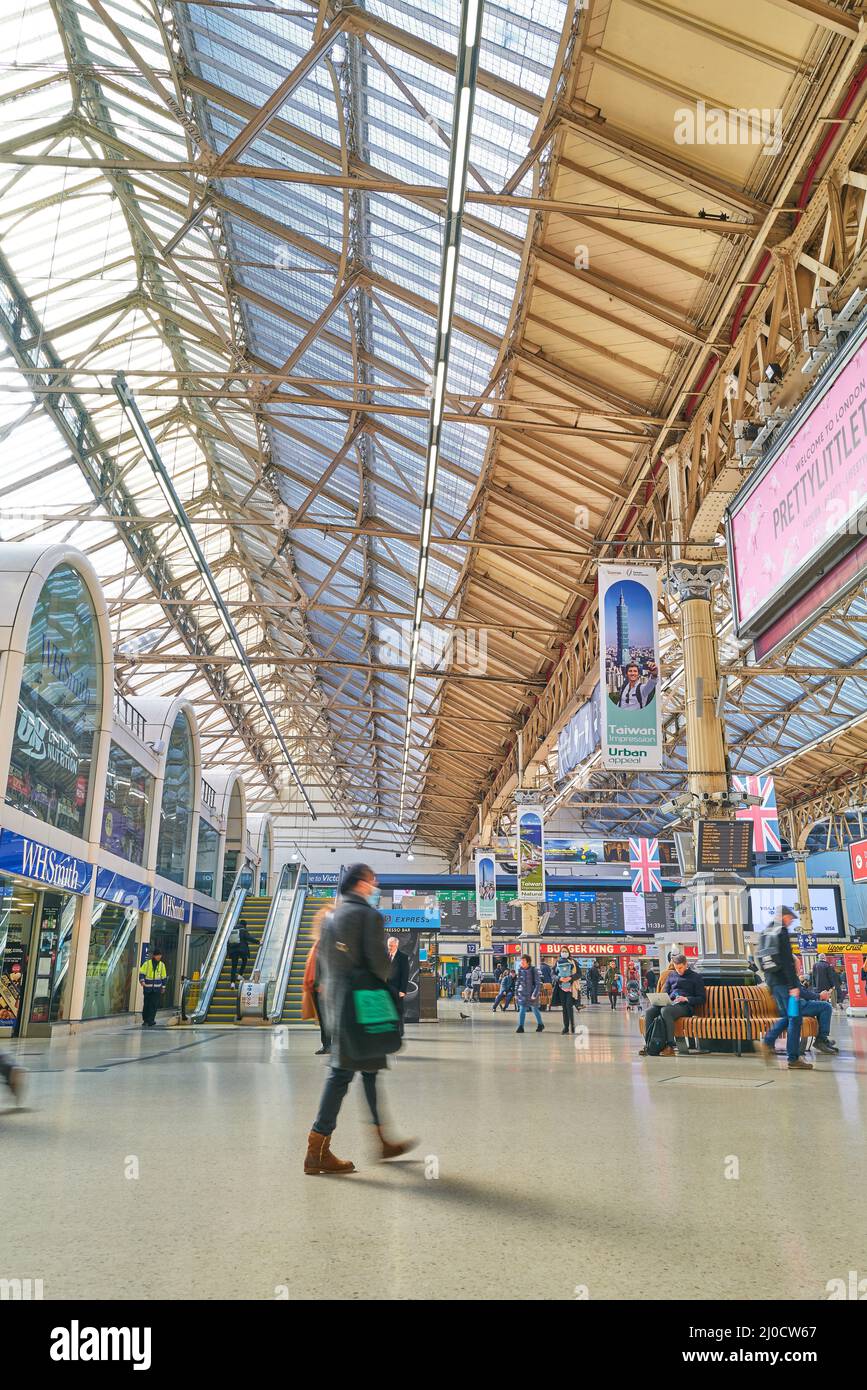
[
  {"xmin": 155, "ymin": 713, "xmax": 193, "ymax": 885},
  {"xmin": 5, "ymin": 564, "xmax": 101, "ymax": 837}
]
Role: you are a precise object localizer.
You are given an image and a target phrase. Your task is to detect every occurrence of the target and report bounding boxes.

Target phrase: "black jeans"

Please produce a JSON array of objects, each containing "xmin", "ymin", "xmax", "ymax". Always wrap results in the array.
[
  {"xmin": 142, "ymin": 989, "xmax": 162, "ymax": 1025},
  {"xmin": 644, "ymin": 1001, "xmax": 691, "ymax": 1045},
  {"xmin": 229, "ymin": 951, "xmax": 248, "ymax": 982},
  {"xmin": 587, "ymin": 983, "xmax": 598, "ymax": 1004},
  {"xmin": 560, "ymin": 993, "xmax": 575, "ymax": 1031},
  {"xmin": 313, "ymin": 1066, "xmax": 381, "ymax": 1135},
  {"xmin": 608, "ymin": 989, "xmax": 618, "ymax": 1009},
  {"xmin": 0, "ymin": 1054, "xmax": 15, "ymax": 1085}
]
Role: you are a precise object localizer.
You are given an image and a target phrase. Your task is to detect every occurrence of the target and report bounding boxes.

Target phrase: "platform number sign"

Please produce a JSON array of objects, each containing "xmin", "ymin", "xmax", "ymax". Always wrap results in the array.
[{"xmin": 849, "ymin": 839, "xmax": 867, "ymax": 884}]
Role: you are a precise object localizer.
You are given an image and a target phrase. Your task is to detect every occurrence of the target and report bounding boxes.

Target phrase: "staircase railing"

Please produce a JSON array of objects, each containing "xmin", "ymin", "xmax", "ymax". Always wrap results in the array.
[{"xmin": 184, "ymin": 861, "xmax": 253, "ymax": 1023}]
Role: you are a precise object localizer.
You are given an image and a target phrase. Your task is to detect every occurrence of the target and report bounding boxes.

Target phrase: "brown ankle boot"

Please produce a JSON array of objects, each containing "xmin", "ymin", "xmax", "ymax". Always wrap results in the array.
[
  {"xmin": 375, "ymin": 1125, "xmax": 417, "ymax": 1161},
  {"xmin": 304, "ymin": 1130, "xmax": 356, "ymax": 1175}
]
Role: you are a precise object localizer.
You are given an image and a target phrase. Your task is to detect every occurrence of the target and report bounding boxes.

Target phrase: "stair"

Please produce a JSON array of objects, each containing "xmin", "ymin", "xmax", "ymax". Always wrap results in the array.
[
  {"xmin": 205, "ymin": 896, "xmax": 271, "ymax": 1023},
  {"xmin": 281, "ymin": 892, "xmax": 332, "ymax": 1024}
]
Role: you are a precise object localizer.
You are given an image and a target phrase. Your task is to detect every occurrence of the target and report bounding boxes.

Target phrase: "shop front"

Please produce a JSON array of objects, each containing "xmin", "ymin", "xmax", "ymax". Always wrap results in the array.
[
  {"xmin": 0, "ymin": 828, "xmax": 93, "ymax": 1037},
  {"xmin": 150, "ymin": 888, "xmax": 190, "ymax": 1010},
  {"xmin": 85, "ymin": 868, "xmax": 152, "ymax": 1021}
]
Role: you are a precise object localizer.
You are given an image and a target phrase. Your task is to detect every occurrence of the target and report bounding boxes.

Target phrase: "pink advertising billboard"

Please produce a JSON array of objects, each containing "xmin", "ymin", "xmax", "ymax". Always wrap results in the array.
[{"xmin": 728, "ymin": 322, "xmax": 867, "ymax": 638}]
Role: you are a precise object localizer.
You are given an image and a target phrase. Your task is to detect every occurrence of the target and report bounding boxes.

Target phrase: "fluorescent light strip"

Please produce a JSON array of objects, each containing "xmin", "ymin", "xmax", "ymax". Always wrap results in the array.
[
  {"xmin": 400, "ymin": 0, "xmax": 483, "ymax": 824},
  {"xmin": 111, "ymin": 372, "xmax": 317, "ymax": 821}
]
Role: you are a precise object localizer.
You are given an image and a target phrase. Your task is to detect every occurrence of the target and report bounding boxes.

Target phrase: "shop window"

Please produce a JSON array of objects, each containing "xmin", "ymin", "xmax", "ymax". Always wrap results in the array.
[
  {"xmin": 195, "ymin": 818, "xmax": 220, "ymax": 896},
  {"xmin": 5, "ymin": 564, "xmax": 101, "ymax": 838},
  {"xmin": 100, "ymin": 743, "xmax": 152, "ymax": 866},
  {"xmin": 82, "ymin": 902, "xmax": 138, "ymax": 1019},
  {"xmin": 155, "ymin": 714, "xmax": 193, "ymax": 885}
]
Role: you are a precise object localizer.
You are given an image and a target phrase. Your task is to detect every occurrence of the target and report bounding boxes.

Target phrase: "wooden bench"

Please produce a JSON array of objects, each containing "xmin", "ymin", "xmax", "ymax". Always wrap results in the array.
[{"xmin": 639, "ymin": 982, "xmax": 818, "ymax": 1055}]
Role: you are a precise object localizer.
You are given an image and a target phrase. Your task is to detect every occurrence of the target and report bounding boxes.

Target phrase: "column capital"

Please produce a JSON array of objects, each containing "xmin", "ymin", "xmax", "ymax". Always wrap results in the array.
[
  {"xmin": 664, "ymin": 562, "xmax": 727, "ymax": 604},
  {"xmin": 513, "ymin": 787, "xmax": 544, "ymax": 808}
]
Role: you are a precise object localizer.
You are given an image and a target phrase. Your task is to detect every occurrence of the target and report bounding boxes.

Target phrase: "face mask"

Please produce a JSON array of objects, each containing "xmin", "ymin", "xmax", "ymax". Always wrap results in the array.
[{"xmin": 368, "ymin": 886, "xmax": 381, "ymax": 909}]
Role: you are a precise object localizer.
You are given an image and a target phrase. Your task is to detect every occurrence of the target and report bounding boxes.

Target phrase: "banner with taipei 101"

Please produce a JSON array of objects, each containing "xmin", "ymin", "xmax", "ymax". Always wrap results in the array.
[{"xmin": 599, "ymin": 564, "xmax": 662, "ymax": 771}]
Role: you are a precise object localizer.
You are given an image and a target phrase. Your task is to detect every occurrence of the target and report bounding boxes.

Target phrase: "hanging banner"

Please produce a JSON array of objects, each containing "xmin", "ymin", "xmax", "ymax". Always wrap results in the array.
[
  {"xmin": 557, "ymin": 685, "xmax": 601, "ymax": 777},
  {"xmin": 516, "ymin": 805, "xmax": 545, "ymax": 902},
  {"xmin": 475, "ymin": 849, "xmax": 497, "ymax": 920},
  {"xmin": 629, "ymin": 837, "xmax": 661, "ymax": 896},
  {"xmin": 732, "ymin": 773, "xmax": 782, "ymax": 853},
  {"xmin": 599, "ymin": 564, "xmax": 662, "ymax": 771}
]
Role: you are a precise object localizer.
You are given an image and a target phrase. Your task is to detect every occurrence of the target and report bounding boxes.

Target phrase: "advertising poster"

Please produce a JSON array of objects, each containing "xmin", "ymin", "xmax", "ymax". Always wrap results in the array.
[
  {"xmin": 557, "ymin": 685, "xmax": 601, "ymax": 778},
  {"xmin": 385, "ymin": 929, "xmax": 420, "ymax": 1024},
  {"xmin": 475, "ymin": 850, "xmax": 497, "ymax": 920},
  {"xmin": 844, "ymin": 954, "xmax": 867, "ymax": 1015},
  {"xmin": 516, "ymin": 805, "xmax": 545, "ymax": 902},
  {"xmin": 599, "ymin": 564, "xmax": 662, "ymax": 771},
  {"xmin": 748, "ymin": 886, "xmax": 843, "ymax": 939}
]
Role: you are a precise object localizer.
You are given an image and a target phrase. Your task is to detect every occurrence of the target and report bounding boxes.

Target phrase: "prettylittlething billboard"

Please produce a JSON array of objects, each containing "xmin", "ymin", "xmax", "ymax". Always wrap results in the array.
[{"xmin": 728, "ymin": 317, "xmax": 867, "ymax": 639}]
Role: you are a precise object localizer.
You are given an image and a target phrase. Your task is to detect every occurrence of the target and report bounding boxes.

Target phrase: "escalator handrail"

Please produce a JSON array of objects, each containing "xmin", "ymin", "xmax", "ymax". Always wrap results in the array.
[
  {"xmin": 266, "ymin": 866, "xmax": 309, "ymax": 1022},
  {"xmin": 187, "ymin": 863, "xmax": 253, "ymax": 1024},
  {"xmin": 250, "ymin": 856, "xmax": 301, "ymax": 978}
]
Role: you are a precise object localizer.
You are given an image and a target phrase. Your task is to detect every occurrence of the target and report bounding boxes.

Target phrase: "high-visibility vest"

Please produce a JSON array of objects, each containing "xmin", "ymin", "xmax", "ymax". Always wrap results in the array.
[{"xmin": 140, "ymin": 958, "xmax": 167, "ymax": 988}]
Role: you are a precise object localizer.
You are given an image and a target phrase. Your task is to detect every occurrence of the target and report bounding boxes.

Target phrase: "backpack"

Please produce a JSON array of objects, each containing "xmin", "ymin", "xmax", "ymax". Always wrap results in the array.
[
  {"xmin": 228, "ymin": 928, "xmax": 241, "ymax": 947},
  {"xmin": 756, "ymin": 924, "xmax": 785, "ymax": 976},
  {"xmin": 644, "ymin": 1011, "xmax": 671, "ymax": 1056}
]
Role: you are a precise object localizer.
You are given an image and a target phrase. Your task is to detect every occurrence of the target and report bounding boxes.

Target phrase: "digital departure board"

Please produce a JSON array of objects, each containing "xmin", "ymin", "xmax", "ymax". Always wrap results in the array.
[{"xmin": 696, "ymin": 820, "xmax": 754, "ymax": 874}]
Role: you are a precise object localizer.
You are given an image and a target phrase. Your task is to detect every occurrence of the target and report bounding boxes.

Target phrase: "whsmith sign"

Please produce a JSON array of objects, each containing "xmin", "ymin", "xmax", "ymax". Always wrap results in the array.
[{"xmin": 0, "ymin": 829, "xmax": 93, "ymax": 894}]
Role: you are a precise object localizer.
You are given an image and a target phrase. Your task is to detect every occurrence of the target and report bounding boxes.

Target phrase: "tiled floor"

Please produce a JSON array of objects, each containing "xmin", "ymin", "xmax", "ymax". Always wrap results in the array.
[{"xmin": 3, "ymin": 999, "xmax": 866, "ymax": 1300}]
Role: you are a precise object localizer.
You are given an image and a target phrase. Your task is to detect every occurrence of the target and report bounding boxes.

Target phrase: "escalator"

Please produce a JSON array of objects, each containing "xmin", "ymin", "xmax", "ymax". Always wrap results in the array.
[
  {"xmin": 184, "ymin": 865, "xmax": 253, "ymax": 1024},
  {"xmin": 280, "ymin": 890, "xmax": 334, "ymax": 1024},
  {"xmin": 203, "ymin": 895, "xmax": 270, "ymax": 1023},
  {"xmin": 252, "ymin": 862, "xmax": 307, "ymax": 1023}
]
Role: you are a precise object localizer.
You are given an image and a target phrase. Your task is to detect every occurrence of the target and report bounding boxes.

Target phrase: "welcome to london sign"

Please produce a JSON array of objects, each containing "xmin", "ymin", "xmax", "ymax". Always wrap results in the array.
[{"xmin": 0, "ymin": 829, "xmax": 93, "ymax": 894}]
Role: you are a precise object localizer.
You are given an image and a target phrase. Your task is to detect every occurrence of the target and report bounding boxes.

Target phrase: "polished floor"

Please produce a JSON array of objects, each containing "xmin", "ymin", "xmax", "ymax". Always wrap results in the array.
[{"xmin": 3, "ymin": 998, "xmax": 867, "ymax": 1301}]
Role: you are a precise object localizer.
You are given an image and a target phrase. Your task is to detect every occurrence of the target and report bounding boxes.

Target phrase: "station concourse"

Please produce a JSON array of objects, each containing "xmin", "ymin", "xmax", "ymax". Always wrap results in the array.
[{"xmin": 1, "ymin": 0, "xmax": 867, "ymax": 1329}]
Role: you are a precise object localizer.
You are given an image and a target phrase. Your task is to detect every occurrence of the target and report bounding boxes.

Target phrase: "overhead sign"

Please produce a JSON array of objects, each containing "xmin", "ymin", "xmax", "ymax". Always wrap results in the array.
[
  {"xmin": 728, "ymin": 312, "xmax": 867, "ymax": 640},
  {"xmin": 557, "ymin": 685, "xmax": 601, "ymax": 777},
  {"xmin": 94, "ymin": 867, "xmax": 151, "ymax": 912},
  {"xmin": 696, "ymin": 820, "xmax": 754, "ymax": 874},
  {"xmin": 849, "ymin": 838, "xmax": 867, "ymax": 883},
  {"xmin": 798, "ymin": 933, "xmax": 818, "ymax": 953},
  {"xmin": 380, "ymin": 908, "xmax": 435, "ymax": 932},
  {"xmin": 0, "ymin": 829, "xmax": 93, "ymax": 895},
  {"xmin": 152, "ymin": 889, "xmax": 190, "ymax": 924},
  {"xmin": 599, "ymin": 564, "xmax": 662, "ymax": 770}
]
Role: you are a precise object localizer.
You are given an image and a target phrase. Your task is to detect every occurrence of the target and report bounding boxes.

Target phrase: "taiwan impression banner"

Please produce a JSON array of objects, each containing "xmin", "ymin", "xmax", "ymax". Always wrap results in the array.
[
  {"xmin": 516, "ymin": 805, "xmax": 545, "ymax": 902},
  {"xmin": 599, "ymin": 564, "xmax": 662, "ymax": 771},
  {"xmin": 475, "ymin": 849, "xmax": 497, "ymax": 920}
]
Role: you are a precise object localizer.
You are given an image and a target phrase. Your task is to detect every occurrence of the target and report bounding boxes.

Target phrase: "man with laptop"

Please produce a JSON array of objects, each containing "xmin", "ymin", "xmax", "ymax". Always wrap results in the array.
[{"xmin": 638, "ymin": 953, "xmax": 706, "ymax": 1057}]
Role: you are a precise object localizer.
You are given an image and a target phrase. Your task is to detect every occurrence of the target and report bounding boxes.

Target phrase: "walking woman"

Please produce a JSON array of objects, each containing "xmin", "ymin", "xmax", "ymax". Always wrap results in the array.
[
  {"xmin": 301, "ymin": 904, "xmax": 333, "ymax": 1055},
  {"xmin": 604, "ymin": 961, "xmax": 620, "ymax": 1010}
]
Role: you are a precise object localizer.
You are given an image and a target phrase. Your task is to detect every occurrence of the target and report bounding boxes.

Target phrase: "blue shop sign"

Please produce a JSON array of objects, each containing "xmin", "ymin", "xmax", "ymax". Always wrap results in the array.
[
  {"xmin": 380, "ymin": 907, "xmax": 437, "ymax": 931},
  {"xmin": 191, "ymin": 904, "xmax": 219, "ymax": 932},
  {"xmin": 152, "ymin": 889, "xmax": 190, "ymax": 925},
  {"xmin": 95, "ymin": 868, "xmax": 152, "ymax": 913},
  {"xmin": 0, "ymin": 829, "xmax": 93, "ymax": 895}
]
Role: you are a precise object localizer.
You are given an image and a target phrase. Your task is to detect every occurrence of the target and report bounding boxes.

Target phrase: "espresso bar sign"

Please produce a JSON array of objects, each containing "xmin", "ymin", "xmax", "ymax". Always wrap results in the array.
[{"xmin": 0, "ymin": 828, "xmax": 93, "ymax": 894}]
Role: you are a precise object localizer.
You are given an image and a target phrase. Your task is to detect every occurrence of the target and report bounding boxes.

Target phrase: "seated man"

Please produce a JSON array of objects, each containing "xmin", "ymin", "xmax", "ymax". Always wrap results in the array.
[
  {"xmin": 492, "ymin": 969, "xmax": 515, "ymax": 1013},
  {"xmin": 639, "ymin": 953, "xmax": 706, "ymax": 1057},
  {"xmin": 795, "ymin": 980, "xmax": 839, "ymax": 1056}
]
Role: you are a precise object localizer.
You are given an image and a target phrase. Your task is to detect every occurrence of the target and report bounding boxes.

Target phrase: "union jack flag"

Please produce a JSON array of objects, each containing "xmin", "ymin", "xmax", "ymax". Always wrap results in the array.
[
  {"xmin": 733, "ymin": 774, "xmax": 781, "ymax": 853},
  {"xmin": 629, "ymin": 837, "xmax": 660, "ymax": 895}
]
